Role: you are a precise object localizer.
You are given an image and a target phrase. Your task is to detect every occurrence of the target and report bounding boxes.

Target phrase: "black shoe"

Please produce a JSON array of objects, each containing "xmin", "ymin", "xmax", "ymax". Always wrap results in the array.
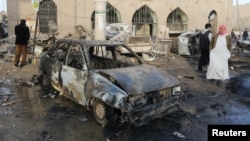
[
  {"xmin": 209, "ymin": 79, "xmax": 215, "ymax": 84},
  {"xmin": 20, "ymin": 64, "xmax": 25, "ymax": 68},
  {"xmin": 216, "ymin": 80, "xmax": 223, "ymax": 87},
  {"xmin": 14, "ymin": 64, "xmax": 18, "ymax": 67}
]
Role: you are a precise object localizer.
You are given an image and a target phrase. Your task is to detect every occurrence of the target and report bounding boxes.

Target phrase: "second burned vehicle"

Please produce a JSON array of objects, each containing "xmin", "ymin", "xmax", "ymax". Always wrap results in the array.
[{"xmin": 39, "ymin": 39, "xmax": 183, "ymax": 127}]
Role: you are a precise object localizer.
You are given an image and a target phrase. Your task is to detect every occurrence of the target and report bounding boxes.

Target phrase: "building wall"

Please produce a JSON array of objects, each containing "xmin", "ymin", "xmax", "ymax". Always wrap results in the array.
[
  {"xmin": 232, "ymin": 3, "xmax": 250, "ymax": 32},
  {"xmin": 7, "ymin": 0, "xmax": 233, "ymax": 37}
]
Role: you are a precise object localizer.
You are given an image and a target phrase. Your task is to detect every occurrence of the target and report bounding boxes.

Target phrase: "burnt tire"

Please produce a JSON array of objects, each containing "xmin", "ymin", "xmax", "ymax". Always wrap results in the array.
[{"xmin": 93, "ymin": 99, "xmax": 114, "ymax": 128}]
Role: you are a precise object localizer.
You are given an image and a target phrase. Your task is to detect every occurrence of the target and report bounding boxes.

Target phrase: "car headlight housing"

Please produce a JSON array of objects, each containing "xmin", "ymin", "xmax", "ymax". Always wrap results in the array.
[
  {"xmin": 172, "ymin": 85, "xmax": 182, "ymax": 96},
  {"xmin": 128, "ymin": 94, "xmax": 147, "ymax": 107}
]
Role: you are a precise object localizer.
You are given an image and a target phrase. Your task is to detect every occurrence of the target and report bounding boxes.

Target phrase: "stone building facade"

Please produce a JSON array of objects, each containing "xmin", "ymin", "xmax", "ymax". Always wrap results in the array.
[
  {"xmin": 232, "ymin": 3, "xmax": 250, "ymax": 34},
  {"xmin": 7, "ymin": 0, "xmax": 233, "ymax": 38}
]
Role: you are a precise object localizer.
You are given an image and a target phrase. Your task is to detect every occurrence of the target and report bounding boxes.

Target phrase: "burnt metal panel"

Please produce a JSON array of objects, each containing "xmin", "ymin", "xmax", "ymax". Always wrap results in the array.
[
  {"xmin": 85, "ymin": 71, "xmax": 128, "ymax": 109},
  {"xmin": 97, "ymin": 64, "xmax": 180, "ymax": 94},
  {"xmin": 60, "ymin": 65, "xmax": 88, "ymax": 105}
]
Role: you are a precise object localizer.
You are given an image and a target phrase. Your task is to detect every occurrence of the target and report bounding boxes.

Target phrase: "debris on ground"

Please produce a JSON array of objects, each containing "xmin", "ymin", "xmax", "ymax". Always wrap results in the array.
[
  {"xmin": 0, "ymin": 93, "xmax": 16, "ymax": 96},
  {"xmin": 81, "ymin": 117, "xmax": 88, "ymax": 122},
  {"xmin": 2, "ymin": 99, "xmax": 23, "ymax": 106},
  {"xmin": 42, "ymin": 93, "xmax": 57, "ymax": 99},
  {"xmin": 173, "ymin": 131, "xmax": 186, "ymax": 139},
  {"xmin": 184, "ymin": 75, "xmax": 195, "ymax": 79}
]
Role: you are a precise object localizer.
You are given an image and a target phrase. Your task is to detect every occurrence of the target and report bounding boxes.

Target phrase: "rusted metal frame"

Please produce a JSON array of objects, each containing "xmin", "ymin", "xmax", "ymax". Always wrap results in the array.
[{"xmin": 124, "ymin": 95, "xmax": 181, "ymax": 126}]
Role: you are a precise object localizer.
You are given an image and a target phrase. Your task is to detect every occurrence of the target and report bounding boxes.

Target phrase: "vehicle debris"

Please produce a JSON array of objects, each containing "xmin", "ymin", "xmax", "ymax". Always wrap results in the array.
[
  {"xmin": 106, "ymin": 137, "xmax": 111, "ymax": 141},
  {"xmin": 177, "ymin": 30, "xmax": 201, "ymax": 56},
  {"xmin": 2, "ymin": 99, "xmax": 23, "ymax": 106},
  {"xmin": 0, "ymin": 93, "xmax": 16, "ymax": 96},
  {"xmin": 81, "ymin": 117, "xmax": 88, "ymax": 122},
  {"xmin": 42, "ymin": 93, "xmax": 56, "ymax": 99},
  {"xmin": 173, "ymin": 131, "xmax": 186, "ymax": 139},
  {"xmin": 39, "ymin": 39, "xmax": 183, "ymax": 127},
  {"xmin": 184, "ymin": 75, "xmax": 195, "ymax": 79},
  {"xmin": 2, "ymin": 96, "xmax": 9, "ymax": 102}
]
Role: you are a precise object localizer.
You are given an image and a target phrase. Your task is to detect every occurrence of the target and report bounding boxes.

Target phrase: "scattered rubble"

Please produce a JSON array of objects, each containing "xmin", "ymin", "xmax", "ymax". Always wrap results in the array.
[
  {"xmin": 173, "ymin": 131, "xmax": 186, "ymax": 139},
  {"xmin": 0, "ymin": 93, "xmax": 16, "ymax": 96},
  {"xmin": 2, "ymin": 99, "xmax": 23, "ymax": 106}
]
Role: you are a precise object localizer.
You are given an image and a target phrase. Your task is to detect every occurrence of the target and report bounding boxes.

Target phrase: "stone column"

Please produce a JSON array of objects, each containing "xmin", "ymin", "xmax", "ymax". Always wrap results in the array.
[{"xmin": 94, "ymin": 0, "xmax": 107, "ymax": 40}]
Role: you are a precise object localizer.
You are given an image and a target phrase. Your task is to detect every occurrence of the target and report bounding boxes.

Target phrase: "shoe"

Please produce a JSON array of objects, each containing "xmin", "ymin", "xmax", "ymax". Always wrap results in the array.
[
  {"xmin": 197, "ymin": 71, "xmax": 203, "ymax": 75},
  {"xmin": 216, "ymin": 80, "xmax": 223, "ymax": 87},
  {"xmin": 198, "ymin": 69, "xmax": 203, "ymax": 72},
  {"xmin": 14, "ymin": 64, "xmax": 18, "ymax": 67},
  {"xmin": 209, "ymin": 79, "xmax": 215, "ymax": 84},
  {"xmin": 20, "ymin": 64, "xmax": 25, "ymax": 68}
]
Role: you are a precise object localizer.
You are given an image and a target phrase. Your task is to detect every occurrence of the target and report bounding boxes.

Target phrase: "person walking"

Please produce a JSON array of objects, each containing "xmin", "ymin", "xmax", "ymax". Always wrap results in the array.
[
  {"xmin": 198, "ymin": 23, "xmax": 212, "ymax": 72},
  {"xmin": 0, "ymin": 23, "xmax": 4, "ymax": 43},
  {"xmin": 231, "ymin": 29, "xmax": 237, "ymax": 45},
  {"xmin": 242, "ymin": 28, "xmax": 248, "ymax": 40},
  {"xmin": 206, "ymin": 24, "xmax": 232, "ymax": 87},
  {"xmin": 14, "ymin": 19, "xmax": 30, "ymax": 68}
]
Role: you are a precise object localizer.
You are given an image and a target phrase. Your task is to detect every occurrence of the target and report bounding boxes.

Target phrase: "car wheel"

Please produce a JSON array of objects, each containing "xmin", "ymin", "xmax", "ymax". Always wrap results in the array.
[{"xmin": 93, "ymin": 99, "xmax": 110, "ymax": 127}]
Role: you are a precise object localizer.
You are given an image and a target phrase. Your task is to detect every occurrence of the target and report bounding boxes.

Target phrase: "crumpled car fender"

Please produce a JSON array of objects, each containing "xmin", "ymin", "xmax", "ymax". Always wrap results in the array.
[{"xmin": 86, "ymin": 71, "xmax": 128, "ymax": 109}]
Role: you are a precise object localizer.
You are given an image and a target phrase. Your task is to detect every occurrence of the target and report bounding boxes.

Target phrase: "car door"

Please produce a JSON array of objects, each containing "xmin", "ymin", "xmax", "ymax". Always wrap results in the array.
[
  {"xmin": 60, "ymin": 43, "xmax": 88, "ymax": 105},
  {"xmin": 42, "ymin": 42, "xmax": 69, "ymax": 92}
]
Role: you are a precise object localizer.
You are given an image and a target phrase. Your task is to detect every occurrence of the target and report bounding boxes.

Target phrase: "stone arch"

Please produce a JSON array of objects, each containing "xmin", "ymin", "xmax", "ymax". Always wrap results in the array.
[
  {"xmin": 132, "ymin": 5, "xmax": 158, "ymax": 37},
  {"xmin": 208, "ymin": 10, "xmax": 217, "ymax": 34},
  {"xmin": 39, "ymin": 0, "xmax": 57, "ymax": 33},
  {"xmin": 166, "ymin": 7, "xmax": 188, "ymax": 33},
  {"xmin": 91, "ymin": 3, "xmax": 121, "ymax": 29}
]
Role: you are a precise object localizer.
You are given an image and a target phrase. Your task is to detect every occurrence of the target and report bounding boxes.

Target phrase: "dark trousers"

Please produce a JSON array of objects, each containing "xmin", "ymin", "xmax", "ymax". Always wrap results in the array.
[
  {"xmin": 198, "ymin": 49, "xmax": 209, "ymax": 71},
  {"xmin": 14, "ymin": 44, "xmax": 27, "ymax": 65}
]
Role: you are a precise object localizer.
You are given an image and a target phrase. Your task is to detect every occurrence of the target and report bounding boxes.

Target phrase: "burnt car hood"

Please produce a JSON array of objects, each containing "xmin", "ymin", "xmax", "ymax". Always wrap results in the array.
[{"xmin": 96, "ymin": 64, "xmax": 180, "ymax": 94}]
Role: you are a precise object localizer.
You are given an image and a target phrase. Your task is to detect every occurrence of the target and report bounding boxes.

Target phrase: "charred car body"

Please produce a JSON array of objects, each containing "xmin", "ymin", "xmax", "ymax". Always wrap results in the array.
[{"xmin": 39, "ymin": 39, "xmax": 183, "ymax": 127}]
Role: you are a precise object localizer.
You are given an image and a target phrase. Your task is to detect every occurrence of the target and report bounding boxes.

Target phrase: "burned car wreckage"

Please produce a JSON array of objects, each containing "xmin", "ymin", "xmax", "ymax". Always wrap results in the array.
[{"xmin": 39, "ymin": 39, "xmax": 183, "ymax": 127}]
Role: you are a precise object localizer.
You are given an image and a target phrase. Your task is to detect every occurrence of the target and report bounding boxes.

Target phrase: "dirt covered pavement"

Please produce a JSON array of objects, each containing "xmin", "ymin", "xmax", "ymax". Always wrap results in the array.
[{"xmin": 0, "ymin": 52, "xmax": 250, "ymax": 141}]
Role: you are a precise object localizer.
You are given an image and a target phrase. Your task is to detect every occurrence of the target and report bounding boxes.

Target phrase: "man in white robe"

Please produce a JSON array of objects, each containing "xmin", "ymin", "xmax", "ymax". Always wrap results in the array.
[{"xmin": 206, "ymin": 24, "xmax": 232, "ymax": 85}]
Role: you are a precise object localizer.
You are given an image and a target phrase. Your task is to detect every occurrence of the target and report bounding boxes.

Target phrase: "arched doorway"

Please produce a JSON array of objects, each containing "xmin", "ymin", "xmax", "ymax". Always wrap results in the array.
[
  {"xmin": 132, "ymin": 5, "xmax": 158, "ymax": 37},
  {"xmin": 167, "ymin": 7, "xmax": 188, "ymax": 33}
]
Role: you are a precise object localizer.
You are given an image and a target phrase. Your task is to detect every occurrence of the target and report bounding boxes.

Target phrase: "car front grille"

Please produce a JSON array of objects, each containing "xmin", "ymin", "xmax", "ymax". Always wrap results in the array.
[{"xmin": 148, "ymin": 88, "xmax": 172, "ymax": 104}]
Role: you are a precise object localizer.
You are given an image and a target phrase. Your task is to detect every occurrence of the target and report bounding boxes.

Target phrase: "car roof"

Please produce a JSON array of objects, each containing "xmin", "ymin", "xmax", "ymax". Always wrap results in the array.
[{"xmin": 56, "ymin": 38, "xmax": 126, "ymax": 47}]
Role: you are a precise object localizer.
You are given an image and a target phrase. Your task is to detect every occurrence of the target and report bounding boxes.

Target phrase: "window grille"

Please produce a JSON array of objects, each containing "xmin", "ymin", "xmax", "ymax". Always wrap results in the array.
[
  {"xmin": 132, "ymin": 5, "xmax": 155, "ymax": 36},
  {"xmin": 167, "ymin": 8, "xmax": 188, "ymax": 32},
  {"xmin": 106, "ymin": 3, "xmax": 119, "ymax": 23},
  {"xmin": 39, "ymin": 0, "xmax": 57, "ymax": 33},
  {"xmin": 132, "ymin": 5, "xmax": 153, "ymax": 23},
  {"xmin": 91, "ymin": 3, "xmax": 120, "ymax": 29}
]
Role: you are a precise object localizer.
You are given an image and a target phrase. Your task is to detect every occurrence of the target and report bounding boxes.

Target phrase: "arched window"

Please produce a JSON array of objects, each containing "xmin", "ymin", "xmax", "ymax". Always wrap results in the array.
[
  {"xmin": 167, "ymin": 7, "xmax": 188, "ymax": 33},
  {"xmin": 106, "ymin": 3, "xmax": 120, "ymax": 23},
  {"xmin": 91, "ymin": 3, "xmax": 121, "ymax": 29},
  {"xmin": 39, "ymin": 0, "xmax": 57, "ymax": 33},
  {"xmin": 132, "ymin": 5, "xmax": 157, "ymax": 37}
]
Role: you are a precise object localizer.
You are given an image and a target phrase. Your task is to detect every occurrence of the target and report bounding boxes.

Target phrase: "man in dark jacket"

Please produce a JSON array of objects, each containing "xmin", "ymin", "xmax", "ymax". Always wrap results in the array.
[
  {"xmin": 0, "ymin": 23, "xmax": 4, "ymax": 44},
  {"xmin": 198, "ymin": 23, "xmax": 212, "ymax": 72},
  {"xmin": 14, "ymin": 19, "xmax": 30, "ymax": 67},
  {"xmin": 243, "ymin": 28, "xmax": 249, "ymax": 40}
]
